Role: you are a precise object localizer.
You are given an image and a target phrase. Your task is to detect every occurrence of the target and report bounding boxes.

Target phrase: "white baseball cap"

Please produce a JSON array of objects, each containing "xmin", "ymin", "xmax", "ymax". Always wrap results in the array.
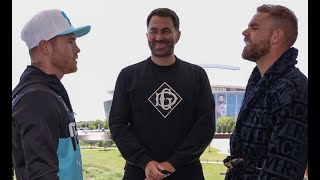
[{"xmin": 21, "ymin": 9, "xmax": 91, "ymax": 49}]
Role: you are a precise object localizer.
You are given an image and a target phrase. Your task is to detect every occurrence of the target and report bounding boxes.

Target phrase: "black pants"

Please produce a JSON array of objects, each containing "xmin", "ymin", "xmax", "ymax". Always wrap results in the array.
[{"xmin": 122, "ymin": 160, "xmax": 204, "ymax": 180}]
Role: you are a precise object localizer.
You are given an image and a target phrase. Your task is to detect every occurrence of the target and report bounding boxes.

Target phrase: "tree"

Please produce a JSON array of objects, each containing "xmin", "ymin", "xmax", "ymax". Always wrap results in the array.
[
  {"xmin": 217, "ymin": 117, "xmax": 236, "ymax": 133},
  {"xmin": 76, "ymin": 119, "xmax": 108, "ymax": 130}
]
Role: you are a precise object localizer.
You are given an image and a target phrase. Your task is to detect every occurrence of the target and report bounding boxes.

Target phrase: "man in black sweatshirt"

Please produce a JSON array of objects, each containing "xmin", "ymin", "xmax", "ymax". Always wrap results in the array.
[{"xmin": 109, "ymin": 8, "xmax": 215, "ymax": 180}]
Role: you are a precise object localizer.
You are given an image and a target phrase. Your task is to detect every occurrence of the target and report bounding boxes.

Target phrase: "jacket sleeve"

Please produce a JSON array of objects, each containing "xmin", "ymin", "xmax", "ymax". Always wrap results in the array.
[
  {"xmin": 12, "ymin": 91, "xmax": 62, "ymax": 179},
  {"xmin": 109, "ymin": 69, "xmax": 152, "ymax": 170},
  {"xmin": 257, "ymin": 81, "xmax": 308, "ymax": 180},
  {"xmin": 168, "ymin": 68, "xmax": 216, "ymax": 170}
]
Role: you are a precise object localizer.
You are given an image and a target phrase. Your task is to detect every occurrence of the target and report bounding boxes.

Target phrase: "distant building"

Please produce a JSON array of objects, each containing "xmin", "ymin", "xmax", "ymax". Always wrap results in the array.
[
  {"xmin": 103, "ymin": 85, "xmax": 245, "ymax": 127},
  {"xmin": 211, "ymin": 85, "xmax": 245, "ymax": 126},
  {"xmin": 103, "ymin": 100, "xmax": 112, "ymax": 119}
]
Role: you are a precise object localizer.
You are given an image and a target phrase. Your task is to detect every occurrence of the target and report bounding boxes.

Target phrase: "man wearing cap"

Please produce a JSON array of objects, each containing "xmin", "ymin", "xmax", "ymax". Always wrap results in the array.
[{"xmin": 12, "ymin": 9, "xmax": 91, "ymax": 180}]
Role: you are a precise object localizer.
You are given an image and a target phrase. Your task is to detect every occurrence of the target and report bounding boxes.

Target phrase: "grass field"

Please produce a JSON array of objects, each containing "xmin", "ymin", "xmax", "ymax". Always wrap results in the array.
[{"xmin": 81, "ymin": 146, "xmax": 228, "ymax": 180}]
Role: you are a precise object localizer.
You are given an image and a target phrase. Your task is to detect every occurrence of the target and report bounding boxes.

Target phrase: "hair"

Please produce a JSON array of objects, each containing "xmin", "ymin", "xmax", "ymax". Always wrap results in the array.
[
  {"xmin": 146, "ymin": 8, "xmax": 180, "ymax": 30},
  {"xmin": 257, "ymin": 4, "xmax": 298, "ymax": 48},
  {"xmin": 218, "ymin": 94, "xmax": 225, "ymax": 97}
]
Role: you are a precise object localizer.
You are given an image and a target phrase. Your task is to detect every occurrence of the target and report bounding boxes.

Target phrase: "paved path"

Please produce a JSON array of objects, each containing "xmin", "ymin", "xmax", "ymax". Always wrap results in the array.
[
  {"xmin": 200, "ymin": 160, "xmax": 224, "ymax": 164},
  {"xmin": 210, "ymin": 138, "xmax": 230, "ymax": 155},
  {"xmin": 78, "ymin": 131, "xmax": 231, "ymax": 155}
]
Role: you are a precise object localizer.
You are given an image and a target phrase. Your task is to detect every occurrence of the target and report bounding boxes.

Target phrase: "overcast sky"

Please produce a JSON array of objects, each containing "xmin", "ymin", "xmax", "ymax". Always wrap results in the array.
[{"xmin": 12, "ymin": 0, "xmax": 308, "ymax": 122}]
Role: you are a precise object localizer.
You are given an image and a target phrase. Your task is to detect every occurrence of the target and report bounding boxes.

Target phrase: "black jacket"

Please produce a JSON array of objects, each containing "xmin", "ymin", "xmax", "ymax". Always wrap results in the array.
[{"xmin": 12, "ymin": 66, "xmax": 83, "ymax": 180}]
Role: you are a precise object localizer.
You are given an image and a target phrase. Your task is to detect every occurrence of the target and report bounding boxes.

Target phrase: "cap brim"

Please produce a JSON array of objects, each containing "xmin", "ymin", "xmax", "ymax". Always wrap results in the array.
[{"xmin": 58, "ymin": 25, "xmax": 91, "ymax": 38}]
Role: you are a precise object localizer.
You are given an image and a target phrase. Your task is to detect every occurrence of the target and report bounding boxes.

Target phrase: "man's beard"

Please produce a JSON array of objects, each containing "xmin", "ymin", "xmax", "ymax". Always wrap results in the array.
[
  {"xmin": 242, "ymin": 39, "xmax": 270, "ymax": 62},
  {"xmin": 148, "ymin": 40, "xmax": 175, "ymax": 57}
]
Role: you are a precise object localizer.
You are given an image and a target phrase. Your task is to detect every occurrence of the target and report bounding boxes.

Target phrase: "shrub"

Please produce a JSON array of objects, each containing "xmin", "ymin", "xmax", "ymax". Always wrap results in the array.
[{"xmin": 217, "ymin": 117, "xmax": 236, "ymax": 133}]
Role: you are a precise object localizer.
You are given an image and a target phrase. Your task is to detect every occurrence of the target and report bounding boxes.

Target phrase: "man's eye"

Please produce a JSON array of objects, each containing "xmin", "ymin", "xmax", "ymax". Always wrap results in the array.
[
  {"xmin": 150, "ymin": 31, "xmax": 157, "ymax": 34},
  {"xmin": 163, "ymin": 30, "xmax": 170, "ymax": 33}
]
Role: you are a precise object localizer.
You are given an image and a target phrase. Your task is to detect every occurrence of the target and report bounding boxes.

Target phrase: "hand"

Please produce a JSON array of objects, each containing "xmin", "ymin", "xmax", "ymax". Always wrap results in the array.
[
  {"xmin": 144, "ymin": 160, "xmax": 167, "ymax": 180},
  {"xmin": 147, "ymin": 161, "xmax": 175, "ymax": 180},
  {"xmin": 158, "ymin": 161, "xmax": 175, "ymax": 174}
]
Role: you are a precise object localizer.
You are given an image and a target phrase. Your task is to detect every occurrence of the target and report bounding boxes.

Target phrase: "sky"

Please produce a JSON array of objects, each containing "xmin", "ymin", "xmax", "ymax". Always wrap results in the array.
[{"xmin": 12, "ymin": 0, "xmax": 308, "ymax": 122}]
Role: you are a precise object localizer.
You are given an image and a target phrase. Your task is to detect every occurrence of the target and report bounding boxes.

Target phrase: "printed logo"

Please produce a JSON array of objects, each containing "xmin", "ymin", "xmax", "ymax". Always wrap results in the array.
[
  {"xmin": 69, "ymin": 122, "xmax": 79, "ymax": 151},
  {"xmin": 148, "ymin": 82, "xmax": 182, "ymax": 118},
  {"xmin": 69, "ymin": 122, "xmax": 78, "ymax": 138}
]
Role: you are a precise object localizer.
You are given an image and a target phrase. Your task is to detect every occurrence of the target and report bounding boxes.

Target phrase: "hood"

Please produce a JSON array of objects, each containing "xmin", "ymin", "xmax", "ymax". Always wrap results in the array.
[{"xmin": 12, "ymin": 65, "xmax": 73, "ymax": 112}]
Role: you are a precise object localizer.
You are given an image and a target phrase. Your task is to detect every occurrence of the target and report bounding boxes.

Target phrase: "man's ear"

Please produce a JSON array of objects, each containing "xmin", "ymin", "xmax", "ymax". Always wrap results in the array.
[
  {"xmin": 175, "ymin": 30, "xmax": 181, "ymax": 43},
  {"xmin": 38, "ymin": 40, "xmax": 51, "ymax": 55},
  {"xmin": 271, "ymin": 28, "xmax": 284, "ymax": 44}
]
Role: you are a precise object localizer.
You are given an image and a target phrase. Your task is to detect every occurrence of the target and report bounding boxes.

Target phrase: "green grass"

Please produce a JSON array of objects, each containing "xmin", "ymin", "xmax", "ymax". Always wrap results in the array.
[
  {"xmin": 203, "ymin": 164, "xmax": 227, "ymax": 180},
  {"xmin": 81, "ymin": 148, "xmax": 125, "ymax": 180},
  {"xmin": 201, "ymin": 146, "xmax": 228, "ymax": 180},
  {"xmin": 81, "ymin": 146, "xmax": 228, "ymax": 180},
  {"xmin": 200, "ymin": 146, "xmax": 229, "ymax": 161}
]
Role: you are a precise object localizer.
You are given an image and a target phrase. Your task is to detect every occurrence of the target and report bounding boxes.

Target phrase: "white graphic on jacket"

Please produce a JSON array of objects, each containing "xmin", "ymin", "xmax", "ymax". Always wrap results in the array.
[{"xmin": 148, "ymin": 82, "xmax": 182, "ymax": 118}]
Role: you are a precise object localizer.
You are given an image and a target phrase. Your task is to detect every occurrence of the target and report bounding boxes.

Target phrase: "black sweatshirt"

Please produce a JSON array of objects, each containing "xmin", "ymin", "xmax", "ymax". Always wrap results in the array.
[{"xmin": 109, "ymin": 57, "xmax": 215, "ymax": 174}]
